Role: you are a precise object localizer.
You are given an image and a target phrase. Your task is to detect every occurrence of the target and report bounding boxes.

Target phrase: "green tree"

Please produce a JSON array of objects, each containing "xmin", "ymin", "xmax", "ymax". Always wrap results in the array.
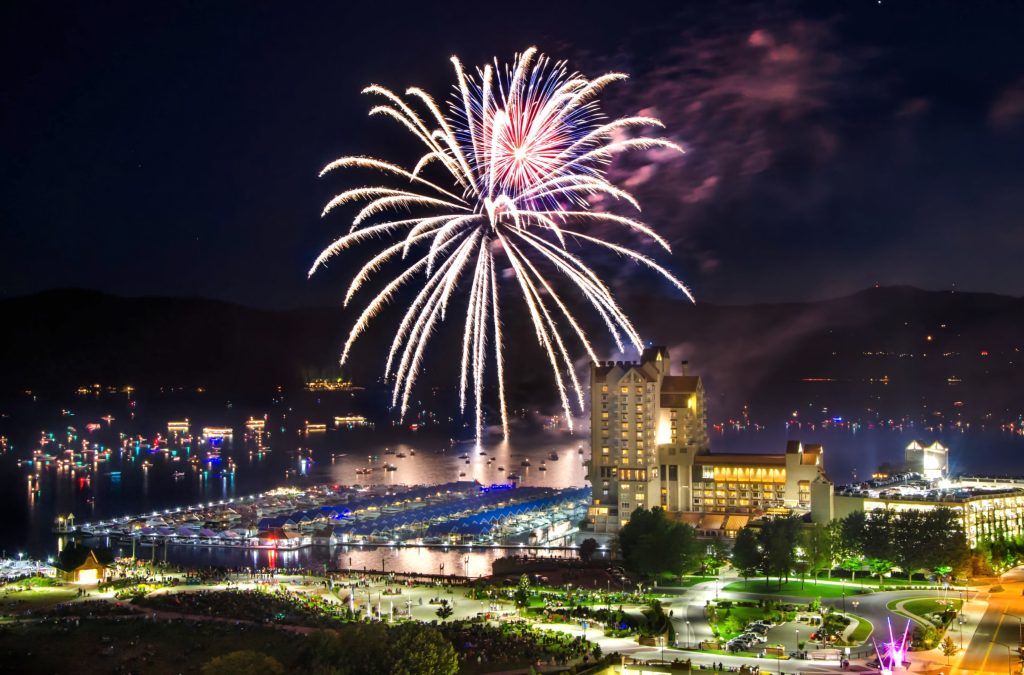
[
  {"xmin": 513, "ymin": 573, "xmax": 531, "ymax": 613},
  {"xmin": 867, "ymin": 558, "xmax": 893, "ymax": 588},
  {"xmin": 920, "ymin": 508, "xmax": 970, "ymax": 573},
  {"xmin": 839, "ymin": 510, "xmax": 867, "ymax": 559},
  {"xmin": 863, "ymin": 510, "xmax": 899, "ymax": 566},
  {"xmin": 641, "ymin": 599, "xmax": 676, "ymax": 641},
  {"xmin": 802, "ymin": 522, "xmax": 835, "ymax": 584},
  {"xmin": 941, "ymin": 635, "xmax": 959, "ymax": 658},
  {"xmin": 579, "ymin": 538, "xmax": 599, "ymax": 562},
  {"xmin": 731, "ymin": 526, "xmax": 762, "ymax": 585},
  {"xmin": 435, "ymin": 599, "xmax": 454, "ymax": 620},
  {"xmin": 840, "ymin": 556, "xmax": 864, "ymax": 583},
  {"xmin": 202, "ymin": 651, "xmax": 284, "ymax": 675},
  {"xmin": 388, "ymin": 623, "xmax": 459, "ymax": 675},
  {"xmin": 617, "ymin": 507, "xmax": 701, "ymax": 576},
  {"xmin": 760, "ymin": 517, "xmax": 801, "ymax": 588}
]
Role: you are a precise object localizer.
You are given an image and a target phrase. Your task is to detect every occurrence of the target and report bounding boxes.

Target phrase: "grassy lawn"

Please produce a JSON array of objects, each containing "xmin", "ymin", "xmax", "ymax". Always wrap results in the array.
[
  {"xmin": 724, "ymin": 580, "xmax": 868, "ymax": 598},
  {"xmin": 887, "ymin": 597, "xmax": 962, "ymax": 626},
  {"xmin": 847, "ymin": 614, "xmax": 873, "ymax": 643},
  {"xmin": 799, "ymin": 576, "xmax": 939, "ymax": 588},
  {"xmin": 0, "ymin": 588, "xmax": 79, "ymax": 617}
]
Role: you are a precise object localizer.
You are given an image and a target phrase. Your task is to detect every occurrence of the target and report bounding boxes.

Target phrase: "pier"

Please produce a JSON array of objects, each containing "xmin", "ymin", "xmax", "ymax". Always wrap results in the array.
[{"xmin": 61, "ymin": 482, "xmax": 590, "ymax": 552}]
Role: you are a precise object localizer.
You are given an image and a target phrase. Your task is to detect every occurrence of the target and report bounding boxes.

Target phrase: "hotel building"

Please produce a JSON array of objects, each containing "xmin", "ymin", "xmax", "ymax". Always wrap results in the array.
[
  {"xmin": 827, "ymin": 477, "xmax": 1024, "ymax": 548},
  {"xmin": 586, "ymin": 347, "xmax": 827, "ymax": 535}
]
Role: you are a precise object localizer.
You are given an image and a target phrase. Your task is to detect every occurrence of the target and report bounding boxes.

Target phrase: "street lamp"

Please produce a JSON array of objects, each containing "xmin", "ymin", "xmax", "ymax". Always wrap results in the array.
[
  {"xmin": 795, "ymin": 629, "xmax": 800, "ymax": 657},
  {"xmin": 1001, "ymin": 643, "xmax": 1020, "ymax": 675},
  {"xmin": 686, "ymin": 620, "xmax": 692, "ymax": 648}
]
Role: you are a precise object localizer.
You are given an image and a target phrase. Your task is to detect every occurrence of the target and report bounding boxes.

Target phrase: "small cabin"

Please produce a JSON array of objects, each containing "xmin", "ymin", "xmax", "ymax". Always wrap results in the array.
[{"xmin": 54, "ymin": 544, "xmax": 114, "ymax": 584}]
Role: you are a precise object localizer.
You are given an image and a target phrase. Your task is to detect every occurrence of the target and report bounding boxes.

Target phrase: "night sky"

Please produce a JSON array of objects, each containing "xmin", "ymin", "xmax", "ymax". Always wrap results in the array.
[{"xmin": 2, "ymin": 0, "xmax": 1022, "ymax": 309}]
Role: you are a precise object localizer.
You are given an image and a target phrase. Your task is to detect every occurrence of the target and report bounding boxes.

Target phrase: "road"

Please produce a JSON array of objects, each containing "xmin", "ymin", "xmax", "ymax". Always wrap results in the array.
[{"xmin": 957, "ymin": 567, "xmax": 1024, "ymax": 674}]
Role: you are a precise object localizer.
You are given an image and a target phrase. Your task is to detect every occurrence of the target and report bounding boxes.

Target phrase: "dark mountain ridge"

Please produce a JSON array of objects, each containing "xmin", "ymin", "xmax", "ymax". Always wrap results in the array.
[{"xmin": 2, "ymin": 286, "xmax": 1022, "ymax": 424}]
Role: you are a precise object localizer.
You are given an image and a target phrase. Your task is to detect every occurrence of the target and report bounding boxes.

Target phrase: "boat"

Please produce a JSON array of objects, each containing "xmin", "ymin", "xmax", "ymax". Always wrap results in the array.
[
  {"xmin": 539, "ymin": 464, "xmax": 547, "ymax": 471},
  {"xmin": 356, "ymin": 467, "xmax": 372, "ymax": 475},
  {"xmin": 548, "ymin": 452, "xmax": 559, "ymax": 461},
  {"xmin": 520, "ymin": 460, "xmax": 531, "ymax": 467},
  {"xmin": 507, "ymin": 473, "xmax": 521, "ymax": 481},
  {"xmin": 464, "ymin": 460, "xmax": 470, "ymax": 465},
  {"xmin": 458, "ymin": 453, "xmax": 469, "ymax": 460},
  {"xmin": 385, "ymin": 463, "xmax": 398, "ymax": 472},
  {"xmin": 459, "ymin": 472, "xmax": 466, "ymax": 477},
  {"xmin": 409, "ymin": 449, "xmax": 416, "ymax": 456},
  {"xmin": 497, "ymin": 466, "xmax": 504, "ymax": 472},
  {"xmin": 396, "ymin": 452, "xmax": 407, "ymax": 458},
  {"xmin": 173, "ymin": 471, "xmax": 186, "ymax": 479}
]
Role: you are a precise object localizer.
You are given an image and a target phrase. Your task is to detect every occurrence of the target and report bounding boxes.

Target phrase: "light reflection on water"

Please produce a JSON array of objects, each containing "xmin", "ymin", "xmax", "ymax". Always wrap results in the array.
[
  {"xmin": 143, "ymin": 542, "xmax": 593, "ymax": 577},
  {"xmin": 8, "ymin": 389, "xmax": 1024, "ymax": 572}
]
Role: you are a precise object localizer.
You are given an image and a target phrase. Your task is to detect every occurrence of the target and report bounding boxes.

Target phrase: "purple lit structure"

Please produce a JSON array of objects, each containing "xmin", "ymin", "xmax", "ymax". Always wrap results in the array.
[{"xmin": 873, "ymin": 618, "xmax": 912, "ymax": 674}]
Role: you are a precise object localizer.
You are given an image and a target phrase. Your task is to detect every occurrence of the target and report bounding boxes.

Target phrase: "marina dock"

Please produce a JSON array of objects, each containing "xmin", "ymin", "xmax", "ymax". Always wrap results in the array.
[{"xmin": 60, "ymin": 482, "xmax": 590, "ymax": 552}]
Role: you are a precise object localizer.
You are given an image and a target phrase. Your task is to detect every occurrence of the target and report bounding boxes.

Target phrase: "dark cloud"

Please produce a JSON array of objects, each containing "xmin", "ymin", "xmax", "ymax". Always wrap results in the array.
[{"xmin": 990, "ymin": 78, "xmax": 1024, "ymax": 128}]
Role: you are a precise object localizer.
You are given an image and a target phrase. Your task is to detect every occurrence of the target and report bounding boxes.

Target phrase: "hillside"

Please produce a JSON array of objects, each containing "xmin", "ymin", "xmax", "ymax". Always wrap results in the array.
[{"xmin": 1, "ymin": 287, "xmax": 1021, "ymax": 424}]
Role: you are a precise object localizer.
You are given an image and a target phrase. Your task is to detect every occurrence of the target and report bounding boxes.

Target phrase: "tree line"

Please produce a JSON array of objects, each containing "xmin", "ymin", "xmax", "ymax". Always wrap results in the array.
[
  {"xmin": 615, "ymin": 506, "xmax": 971, "ymax": 584},
  {"xmin": 731, "ymin": 507, "xmax": 970, "ymax": 586}
]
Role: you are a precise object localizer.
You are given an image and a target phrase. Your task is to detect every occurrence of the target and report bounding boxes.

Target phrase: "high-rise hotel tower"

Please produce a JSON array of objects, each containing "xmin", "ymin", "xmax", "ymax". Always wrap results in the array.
[
  {"xmin": 587, "ymin": 346, "xmax": 710, "ymax": 533},
  {"xmin": 587, "ymin": 346, "xmax": 827, "ymax": 535}
]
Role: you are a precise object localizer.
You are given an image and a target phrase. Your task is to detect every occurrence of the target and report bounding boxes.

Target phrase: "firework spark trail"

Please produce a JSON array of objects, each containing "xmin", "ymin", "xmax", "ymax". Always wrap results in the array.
[{"xmin": 310, "ymin": 48, "xmax": 692, "ymax": 444}]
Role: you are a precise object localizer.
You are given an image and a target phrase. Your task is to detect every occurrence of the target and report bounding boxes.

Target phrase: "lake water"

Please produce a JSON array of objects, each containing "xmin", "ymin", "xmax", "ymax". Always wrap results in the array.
[{"xmin": 2, "ymin": 387, "xmax": 1022, "ymax": 572}]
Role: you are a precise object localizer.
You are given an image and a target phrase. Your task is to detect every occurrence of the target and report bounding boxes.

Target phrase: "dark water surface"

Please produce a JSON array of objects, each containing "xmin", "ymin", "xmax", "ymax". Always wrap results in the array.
[{"xmin": 1, "ymin": 388, "xmax": 1021, "ymax": 572}]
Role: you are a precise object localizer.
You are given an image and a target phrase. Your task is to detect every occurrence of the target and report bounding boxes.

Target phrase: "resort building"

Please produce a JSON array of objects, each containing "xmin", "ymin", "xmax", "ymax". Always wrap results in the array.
[
  {"xmin": 586, "ymin": 347, "xmax": 828, "ymax": 535},
  {"xmin": 826, "ymin": 476, "xmax": 1024, "ymax": 547},
  {"xmin": 904, "ymin": 440, "xmax": 949, "ymax": 479}
]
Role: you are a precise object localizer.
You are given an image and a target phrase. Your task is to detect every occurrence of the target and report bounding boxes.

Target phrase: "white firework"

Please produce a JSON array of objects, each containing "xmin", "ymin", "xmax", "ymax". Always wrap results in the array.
[{"xmin": 310, "ymin": 47, "xmax": 692, "ymax": 444}]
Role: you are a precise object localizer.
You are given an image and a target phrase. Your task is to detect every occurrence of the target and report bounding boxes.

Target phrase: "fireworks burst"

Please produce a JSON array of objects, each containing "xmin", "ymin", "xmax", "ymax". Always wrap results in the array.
[{"xmin": 310, "ymin": 48, "xmax": 692, "ymax": 443}]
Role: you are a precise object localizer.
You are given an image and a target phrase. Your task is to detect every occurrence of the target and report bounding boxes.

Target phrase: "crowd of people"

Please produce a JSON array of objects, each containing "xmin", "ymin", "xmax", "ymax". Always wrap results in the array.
[
  {"xmin": 136, "ymin": 588, "xmax": 346, "ymax": 628},
  {"xmin": 438, "ymin": 619, "xmax": 596, "ymax": 667}
]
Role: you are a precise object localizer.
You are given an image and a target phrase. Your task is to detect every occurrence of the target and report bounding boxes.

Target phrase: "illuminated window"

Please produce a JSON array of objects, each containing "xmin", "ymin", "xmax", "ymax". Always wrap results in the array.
[
  {"xmin": 620, "ymin": 386, "xmax": 629, "ymax": 394},
  {"xmin": 601, "ymin": 385, "xmax": 609, "ymax": 393},
  {"xmin": 601, "ymin": 411, "xmax": 609, "ymax": 419}
]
